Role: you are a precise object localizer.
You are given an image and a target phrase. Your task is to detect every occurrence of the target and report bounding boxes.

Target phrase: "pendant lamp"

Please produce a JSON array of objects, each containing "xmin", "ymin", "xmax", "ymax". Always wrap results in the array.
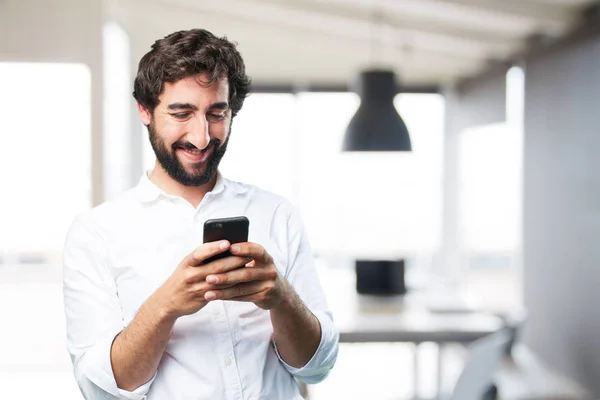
[{"xmin": 342, "ymin": 69, "xmax": 412, "ymax": 151}]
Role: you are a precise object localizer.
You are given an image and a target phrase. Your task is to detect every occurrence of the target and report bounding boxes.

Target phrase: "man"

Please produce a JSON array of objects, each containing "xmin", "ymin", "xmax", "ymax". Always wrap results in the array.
[{"xmin": 63, "ymin": 28, "xmax": 338, "ymax": 400}]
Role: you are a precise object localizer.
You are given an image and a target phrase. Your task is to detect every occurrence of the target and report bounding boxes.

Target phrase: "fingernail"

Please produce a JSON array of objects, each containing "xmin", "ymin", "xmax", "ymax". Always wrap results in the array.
[
  {"xmin": 206, "ymin": 275, "xmax": 218, "ymax": 284},
  {"xmin": 220, "ymin": 241, "xmax": 229, "ymax": 249},
  {"xmin": 231, "ymin": 244, "xmax": 239, "ymax": 252},
  {"xmin": 205, "ymin": 291, "xmax": 216, "ymax": 300}
]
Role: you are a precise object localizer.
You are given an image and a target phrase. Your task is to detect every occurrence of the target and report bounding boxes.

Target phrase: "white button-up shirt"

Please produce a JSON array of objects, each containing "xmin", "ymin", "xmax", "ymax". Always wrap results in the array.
[{"xmin": 63, "ymin": 172, "xmax": 339, "ymax": 400}]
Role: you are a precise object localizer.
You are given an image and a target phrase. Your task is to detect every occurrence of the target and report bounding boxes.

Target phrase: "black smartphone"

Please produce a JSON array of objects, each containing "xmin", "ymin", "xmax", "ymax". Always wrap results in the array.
[{"xmin": 202, "ymin": 216, "xmax": 250, "ymax": 264}]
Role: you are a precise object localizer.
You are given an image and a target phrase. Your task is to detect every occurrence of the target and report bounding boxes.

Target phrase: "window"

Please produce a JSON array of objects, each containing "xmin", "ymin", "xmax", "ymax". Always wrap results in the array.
[
  {"xmin": 457, "ymin": 67, "xmax": 524, "ymax": 311},
  {"xmin": 219, "ymin": 93, "xmax": 297, "ymax": 200},
  {"xmin": 0, "ymin": 62, "xmax": 92, "ymax": 259},
  {"xmin": 218, "ymin": 92, "xmax": 444, "ymax": 260},
  {"xmin": 295, "ymin": 93, "xmax": 444, "ymax": 259}
]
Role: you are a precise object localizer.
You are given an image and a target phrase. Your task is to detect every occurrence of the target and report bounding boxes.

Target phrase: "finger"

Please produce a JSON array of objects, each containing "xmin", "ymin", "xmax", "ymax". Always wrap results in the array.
[
  {"xmin": 187, "ymin": 240, "xmax": 230, "ymax": 266},
  {"xmin": 227, "ymin": 285, "xmax": 274, "ymax": 305},
  {"xmin": 205, "ymin": 264, "xmax": 275, "ymax": 286},
  {"xmin": 205, "ymin": 281, "xmax": 267, "ymax": 301},
  {"xmin": 183, "ymin": 264, "xmax": 243, "ymax": 286},
  {"xmin": 229, "ymin": 242, "xmax": 272, "ymax": 264},
  {"xmin": 190, "ymin": 281, "xmax": 236, "ymax": 296},
  {"xmin": 204, "ymin": 255, "xmax": 253, "ymax": 275},
  {"xmin": 226, "ymin": 292, "xmax": 268, "ymax": 305}
]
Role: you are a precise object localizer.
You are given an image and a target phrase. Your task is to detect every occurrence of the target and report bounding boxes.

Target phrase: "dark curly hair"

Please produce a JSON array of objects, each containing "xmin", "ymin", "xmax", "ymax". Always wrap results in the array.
[{"xmin": 133, "ymin": 29, "xmax": 251, "ymax": 117}]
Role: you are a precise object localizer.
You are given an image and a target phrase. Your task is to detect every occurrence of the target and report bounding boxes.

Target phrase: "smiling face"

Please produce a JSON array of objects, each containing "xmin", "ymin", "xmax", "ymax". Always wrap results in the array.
[{"xmin": 138, "ymin": 73, "xmax": 232, "ymax": 187}]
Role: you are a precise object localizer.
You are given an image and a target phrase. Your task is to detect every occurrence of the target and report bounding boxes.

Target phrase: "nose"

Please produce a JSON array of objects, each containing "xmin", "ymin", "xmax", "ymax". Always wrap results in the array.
[{"xmin": 185, "ymin": 115, "xmax": 211, "ymax": 150}]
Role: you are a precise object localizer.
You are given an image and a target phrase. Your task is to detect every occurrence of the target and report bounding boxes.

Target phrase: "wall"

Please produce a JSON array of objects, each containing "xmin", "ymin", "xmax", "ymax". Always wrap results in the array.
[{"xmin": 523, "ymin": 29, "xmax": 600, "ymax": 396}]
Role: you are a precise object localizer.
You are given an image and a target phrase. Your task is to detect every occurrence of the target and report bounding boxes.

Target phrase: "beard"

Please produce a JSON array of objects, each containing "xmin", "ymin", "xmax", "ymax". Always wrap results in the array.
[{"xmin": 147, "ymin": 121, "xmax": 230, "ymax": 187}]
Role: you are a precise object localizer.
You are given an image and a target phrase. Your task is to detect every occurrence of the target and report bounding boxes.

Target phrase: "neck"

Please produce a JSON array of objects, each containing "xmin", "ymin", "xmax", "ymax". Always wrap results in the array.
[{"xmin": 149, "ymin": 161, "xmax": 217, "ymax": 208}]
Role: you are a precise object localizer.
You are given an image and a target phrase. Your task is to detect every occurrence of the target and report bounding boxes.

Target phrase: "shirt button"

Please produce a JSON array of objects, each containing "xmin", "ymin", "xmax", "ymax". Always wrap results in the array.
[
  {"xmin": 213, "ymin": 306, "xmax": 221, "ymax": 316},
  {"xmin": 224, "ymin": 356, "xmax": 232, "ymax": 366}
]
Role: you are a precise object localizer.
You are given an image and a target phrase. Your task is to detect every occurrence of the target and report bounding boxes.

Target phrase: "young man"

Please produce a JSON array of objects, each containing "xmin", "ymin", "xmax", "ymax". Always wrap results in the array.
[{"xmin": 63, "ymin": 29, "xmax": 338, "ymax": 399}]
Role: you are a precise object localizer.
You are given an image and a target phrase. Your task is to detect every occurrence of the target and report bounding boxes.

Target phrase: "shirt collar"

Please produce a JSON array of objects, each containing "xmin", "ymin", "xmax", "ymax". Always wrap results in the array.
[{"xmin": 135, "ymin": 170, "xmax": 248, "ymax": 204}]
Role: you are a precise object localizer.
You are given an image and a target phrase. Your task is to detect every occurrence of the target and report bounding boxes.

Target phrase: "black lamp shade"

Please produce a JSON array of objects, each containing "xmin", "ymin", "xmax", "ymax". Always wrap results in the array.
[{"xmin": 343, "ymin": 70, "xmax": 412, "ymax": 151}]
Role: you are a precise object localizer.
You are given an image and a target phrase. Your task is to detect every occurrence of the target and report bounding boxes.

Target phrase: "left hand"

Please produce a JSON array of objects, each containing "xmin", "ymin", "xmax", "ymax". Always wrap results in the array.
[{"xmin": 203, "ymin": 242, "xmax": 292, "ymax": 310}]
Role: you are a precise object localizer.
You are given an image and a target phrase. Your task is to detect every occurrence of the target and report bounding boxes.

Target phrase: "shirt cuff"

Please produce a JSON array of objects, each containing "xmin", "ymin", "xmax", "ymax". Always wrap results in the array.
[
  {"xmin": 117, "ymin": 373, "xmax": 157, "ymax": 400},
  {"xmin": 273, "ymin": 310, "xmax": 339, "ymax": 384},
  {"xmin": 78, "ymin": 329, "xmax": 122, "ymax": 397},
  {"xmin": 79, "ymin": 329, "xmax": 156, "ymax": 399}
]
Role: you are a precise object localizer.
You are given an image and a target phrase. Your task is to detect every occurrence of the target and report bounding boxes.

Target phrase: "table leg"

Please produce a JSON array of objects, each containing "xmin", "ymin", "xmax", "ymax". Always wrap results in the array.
[
  {"xmin": 413, "ymin": 342, "xmax": 419, "ymax": 399},
  {"xmin": 436, "ymin": 343, "xmax": 444, "ymax": 400}
]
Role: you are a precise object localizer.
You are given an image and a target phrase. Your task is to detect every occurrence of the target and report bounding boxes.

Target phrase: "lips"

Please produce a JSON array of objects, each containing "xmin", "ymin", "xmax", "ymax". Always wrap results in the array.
[{"xmin": 177, "ymin": 146, "xmax": 213, "ymax": 163}]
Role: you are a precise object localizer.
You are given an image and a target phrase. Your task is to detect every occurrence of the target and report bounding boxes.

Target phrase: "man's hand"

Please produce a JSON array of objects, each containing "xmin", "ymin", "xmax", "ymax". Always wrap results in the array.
[
  {"xmin": 111, "ymin": 240, "xmax": 249, "ymax": 391},
  {"xmin": 202, "ymin": 242, "xmax": 293, "ymax": 310},
  {"xmin": 151, "ymin": 240, "xmax": 251, "ymax": 319},
  {"xmin": 203, "ymin": 242, "xmax": 322, "ymax": 368}
]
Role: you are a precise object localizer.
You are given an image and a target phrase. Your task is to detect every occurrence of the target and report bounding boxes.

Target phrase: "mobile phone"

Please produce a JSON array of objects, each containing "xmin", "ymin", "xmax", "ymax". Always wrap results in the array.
[{"xmin": 202, "ymin": 216, "xmax": 249, "ymax": 264}]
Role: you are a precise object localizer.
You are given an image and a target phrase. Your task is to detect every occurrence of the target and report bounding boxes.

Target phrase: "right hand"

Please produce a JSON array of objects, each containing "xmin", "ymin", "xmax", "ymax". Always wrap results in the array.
[{"xmin": 151, "ymin": 240, "xmax": 251, "ymax": 319}]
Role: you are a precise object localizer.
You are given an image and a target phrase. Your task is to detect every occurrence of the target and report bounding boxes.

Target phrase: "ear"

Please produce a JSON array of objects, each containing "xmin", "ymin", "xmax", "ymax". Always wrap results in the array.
[{"xmin": 137, "ymin": 103, "xmax": 152, "ymax": 126}]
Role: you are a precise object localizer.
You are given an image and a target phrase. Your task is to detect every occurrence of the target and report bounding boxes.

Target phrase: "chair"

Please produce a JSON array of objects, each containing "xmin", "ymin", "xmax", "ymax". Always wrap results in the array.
[
  {"xmin": 448, "ymin": 329, "xmax": 511, "ymax": 400},
  {"xmin": 501, "ymin": 308, "xmax": 528, "ymax": 357}
]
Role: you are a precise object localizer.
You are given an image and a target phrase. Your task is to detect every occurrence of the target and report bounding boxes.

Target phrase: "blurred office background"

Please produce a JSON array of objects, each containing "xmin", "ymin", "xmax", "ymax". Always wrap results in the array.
[{"xmin": 0, "ymin": 0, "xmax": 599, "ymax": 399}]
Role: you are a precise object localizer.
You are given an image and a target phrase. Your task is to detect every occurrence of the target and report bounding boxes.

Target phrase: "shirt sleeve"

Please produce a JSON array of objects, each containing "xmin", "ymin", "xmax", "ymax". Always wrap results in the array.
[
  {"xmin": 63, "ymin": 215, "xmax": 156, "ymax": 399},
  {"xmin": 274, "ymin": 206, "xmax": 339, "ymax": 384}
]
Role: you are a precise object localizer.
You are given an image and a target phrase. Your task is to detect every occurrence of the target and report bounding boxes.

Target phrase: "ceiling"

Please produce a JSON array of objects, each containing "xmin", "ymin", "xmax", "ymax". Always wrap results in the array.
[{"xmin": 110, "ymin": 0, "xmax": 596, "ymax": 88}]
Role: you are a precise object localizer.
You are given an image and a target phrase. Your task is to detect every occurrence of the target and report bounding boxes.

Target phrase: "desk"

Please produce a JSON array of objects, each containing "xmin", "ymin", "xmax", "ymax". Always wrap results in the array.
[{"xmin": 319, "ymin": 263, "xmax": 505, "ymax": 399}]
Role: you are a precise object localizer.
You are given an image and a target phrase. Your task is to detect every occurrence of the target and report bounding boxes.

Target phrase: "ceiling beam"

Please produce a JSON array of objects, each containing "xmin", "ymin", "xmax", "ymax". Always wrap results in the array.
[
  {"xmin": 127, "ymin": 0, "xmax": 518, "ymax": 61},
  {"xmin": 451, "ymin": 1, "xmax": 598, "ymax": 93},
  {"xmin": 518, "ymin": 1, "xmax": 600, "ymax": 61},
  {"xmin": 280, "ymin": 0, "xmax": 573, "ymax": 38},
  {"xmin": 269, "ymin": 0, "xmax": 525, "ymax": 42},
  {"xmin": 431, "ymin": 0, "xmax": 575, "ymax": 28},
  {"xmin": 126, "ymin": 19, "xmax": 485, "ymax": 80},
  {"xmin": 121, "ymin": 0, "xmax": 495, "ymax": 84},
  {"xmin": 378, "ymin": 0, "xmax": 574, "ymax": 36}
]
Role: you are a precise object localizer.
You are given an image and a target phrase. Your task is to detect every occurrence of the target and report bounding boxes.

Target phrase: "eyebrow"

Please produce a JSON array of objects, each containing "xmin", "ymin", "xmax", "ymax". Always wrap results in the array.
[
  {"xmin": 167, "ymin": 103, "xmax": 198, "ymax": 111},
  {"xmin": 209, "ymin": 102, "xmax": 229, "ymax": 111},
  {"xmin": 166, "ymin": 102, "xmax": 229, "ymax": 112}
]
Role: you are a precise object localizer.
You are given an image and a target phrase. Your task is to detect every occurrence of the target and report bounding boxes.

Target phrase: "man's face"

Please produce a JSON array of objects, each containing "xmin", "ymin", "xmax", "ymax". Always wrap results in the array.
[{"xmin": 140, "ymin": 73, "xmax": 232, "ymax": 186}]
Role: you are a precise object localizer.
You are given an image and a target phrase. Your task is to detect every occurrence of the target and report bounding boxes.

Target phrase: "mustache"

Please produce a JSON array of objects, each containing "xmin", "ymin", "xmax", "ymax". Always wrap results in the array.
[{"xmin": 173, "ymin": 138, "xmax": 221, "ymax": 151}]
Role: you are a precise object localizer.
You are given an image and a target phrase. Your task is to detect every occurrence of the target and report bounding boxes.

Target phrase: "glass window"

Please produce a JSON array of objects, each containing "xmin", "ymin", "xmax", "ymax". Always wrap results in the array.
[
  {"xmin": 0, "ymin": 62, "xmax": 92, "ymax": 259},
  {"xmin": 459, "ymin": 122, "xmax": 522, "ymax": 253},
  {"xmin": 296, "ymin": 92, "xmax": 444, "ymax": 259},
  {"xmin": 457, "ymin": 66, "xmax": 524, "ymax": 312},
  {"xmin": 219, "ymin": 93, "xmax": 297, "ymax": 200}
]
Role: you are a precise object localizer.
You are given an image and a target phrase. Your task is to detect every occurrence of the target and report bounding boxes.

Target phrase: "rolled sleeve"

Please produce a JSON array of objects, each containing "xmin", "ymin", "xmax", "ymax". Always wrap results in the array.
[
  {"xmin": 63, "ymin": 215, "xmax": 155, "ymax": 399},
  {"xmin": 276, "ymin": 206, "xmax": 340, "ymax": 383},
  {"xmin": 274, "ymin": 310, "xmax": 339, "ymax": 384},
  {"xmin": 72, "ymin": 330, "xmax": 121, "ymax": 398},
  {"xmin": 117, "ymin": 374, "xmax": 157, "ymax": 400}
]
